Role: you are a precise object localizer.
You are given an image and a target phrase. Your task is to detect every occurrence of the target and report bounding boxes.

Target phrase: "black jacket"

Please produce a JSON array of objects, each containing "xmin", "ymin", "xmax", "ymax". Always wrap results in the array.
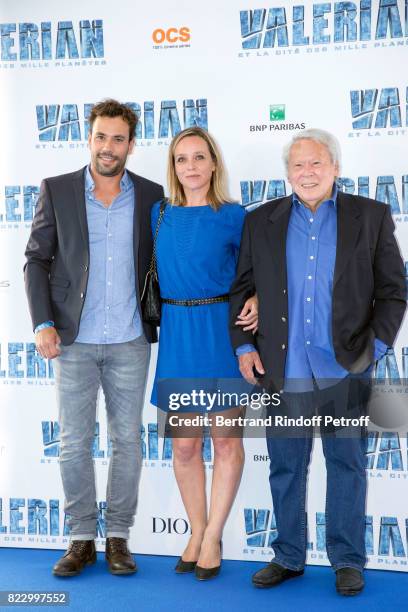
[
  {"xmin": 24, "ymin": 166, "xmax": 164, "ymax": 345},
  {"xmin": 229, "ymin": 192, "xmax": 407, "ymax": 390}
]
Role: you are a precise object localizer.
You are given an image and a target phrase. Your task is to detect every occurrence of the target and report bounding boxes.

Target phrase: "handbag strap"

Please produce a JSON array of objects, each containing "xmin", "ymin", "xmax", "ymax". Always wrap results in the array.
[{"xmin": 149, "ymin": 200, "xmax": 166, "ymax": 274}]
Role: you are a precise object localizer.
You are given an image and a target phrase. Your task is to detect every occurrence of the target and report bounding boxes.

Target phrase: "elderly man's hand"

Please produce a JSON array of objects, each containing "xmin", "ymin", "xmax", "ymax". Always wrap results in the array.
[
  {"xmin": 238, "ymin": 350, "xmax": 265, "ymax": 385},
  {"xmin": 35, "ymin": 327, "xmax": 61, "ymax": 360}
]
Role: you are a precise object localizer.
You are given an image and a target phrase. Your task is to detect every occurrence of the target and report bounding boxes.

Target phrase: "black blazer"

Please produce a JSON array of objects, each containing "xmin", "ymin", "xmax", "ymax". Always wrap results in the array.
[
  {"xmin": 24, "ymin": 166, "xmax": 164, "ymax": 345},
  {"xmin": 229, "ymin": 192, "xmax": 407, "ymax": 389}
]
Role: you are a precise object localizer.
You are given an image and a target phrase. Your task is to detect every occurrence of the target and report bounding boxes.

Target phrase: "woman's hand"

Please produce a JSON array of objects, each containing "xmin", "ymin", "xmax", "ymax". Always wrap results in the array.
[{"xmin": 235, "ymin": 294, "xmax": 258, "ymax": 333}]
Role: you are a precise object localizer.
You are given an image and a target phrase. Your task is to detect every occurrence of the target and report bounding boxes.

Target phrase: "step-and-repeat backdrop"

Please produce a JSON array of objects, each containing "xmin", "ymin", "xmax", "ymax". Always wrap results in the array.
[{"xmin": 0, "ymin": 0, "xmax": 407, "ymax": 571}]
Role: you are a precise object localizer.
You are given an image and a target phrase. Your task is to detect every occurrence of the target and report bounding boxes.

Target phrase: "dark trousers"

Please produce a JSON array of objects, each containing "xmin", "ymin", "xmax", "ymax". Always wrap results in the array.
[{"xmin": 266, "ymin": 375, "xmax": 370, "ymax": 571}]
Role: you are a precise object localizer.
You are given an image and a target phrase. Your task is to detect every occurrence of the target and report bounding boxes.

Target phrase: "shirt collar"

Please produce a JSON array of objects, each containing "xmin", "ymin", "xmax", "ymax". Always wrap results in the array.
[
  {"xmin": 85, "ymin": 165, "xmax": 132, "ymax": 193},
  {"xmin": 292, "ymin": 183, "xmax": 338, "ymax": 209}
]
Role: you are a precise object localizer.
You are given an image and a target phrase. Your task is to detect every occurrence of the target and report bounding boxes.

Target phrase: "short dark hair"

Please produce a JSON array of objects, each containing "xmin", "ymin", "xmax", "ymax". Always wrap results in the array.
[{"xmin": 88, "ymin": 98, "xmax": 138, "ymax": 140}]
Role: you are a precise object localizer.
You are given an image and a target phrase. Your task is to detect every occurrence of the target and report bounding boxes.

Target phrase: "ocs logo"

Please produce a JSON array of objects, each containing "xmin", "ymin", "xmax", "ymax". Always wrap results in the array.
[{"xmin": 152, "ymin": 27, "xmax": 190, "ymax": 47}]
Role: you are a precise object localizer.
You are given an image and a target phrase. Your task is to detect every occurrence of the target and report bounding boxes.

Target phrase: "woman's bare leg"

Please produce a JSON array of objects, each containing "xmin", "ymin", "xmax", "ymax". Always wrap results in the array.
[
  {"xmin": 197, "ymin": 408, "xmax": 244, "ymax": 568},
  {"xmin": 171, "ymin": 417, "xmax": 207, "ymax": 561}
]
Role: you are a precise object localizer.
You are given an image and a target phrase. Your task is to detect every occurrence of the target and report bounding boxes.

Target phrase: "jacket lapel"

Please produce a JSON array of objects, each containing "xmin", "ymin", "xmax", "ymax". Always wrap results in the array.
[
  {"xmin": 333, "ymin": 192, "xmax": 362, "ymax": 287},
  {"xmin": 72, "ymin": 167, "xmax": 90, "ymax": 253},
  {"xmin": 128, "ymin": 172, "xmax": 142, "ymax": 264},
  {"xmin": 266, "ymin": 196, "xmax": 292, "ymax": 287}
]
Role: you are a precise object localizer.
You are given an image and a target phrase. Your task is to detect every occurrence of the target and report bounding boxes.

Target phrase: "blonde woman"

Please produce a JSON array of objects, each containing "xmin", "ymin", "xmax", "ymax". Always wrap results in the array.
[{"xmin": 150, "ymin": 127, "xmax": 258, "ymax": 580}]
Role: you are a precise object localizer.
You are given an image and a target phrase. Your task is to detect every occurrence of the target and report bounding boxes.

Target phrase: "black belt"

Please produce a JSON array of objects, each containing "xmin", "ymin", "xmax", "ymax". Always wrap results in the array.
[{"xmin": 161, "ymin": 294, "xmax": 229, "ymax": 306}]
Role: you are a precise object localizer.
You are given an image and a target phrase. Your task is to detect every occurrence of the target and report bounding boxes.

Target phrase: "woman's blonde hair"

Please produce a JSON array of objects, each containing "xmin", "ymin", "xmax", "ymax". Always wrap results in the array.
[{"xmin": 167, "ymin": 127, "xmax": 232, "ymax": 210}]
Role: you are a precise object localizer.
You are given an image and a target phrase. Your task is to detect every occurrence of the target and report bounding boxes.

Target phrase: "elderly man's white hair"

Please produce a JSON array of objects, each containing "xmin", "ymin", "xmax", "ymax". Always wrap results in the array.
[{"xmin": 282, "ymin": 128, "xmax": 342, "ymax": 175}]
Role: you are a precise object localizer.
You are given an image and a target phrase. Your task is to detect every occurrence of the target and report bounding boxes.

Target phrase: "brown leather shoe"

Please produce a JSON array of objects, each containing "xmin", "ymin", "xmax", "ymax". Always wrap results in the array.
[
  {"xmin": 105, "ymin": 537, "xmax": 137, "ymax": 575},
  {"xmin": 53, "ymin": 540, "xmax": 96, "ymax": 577}
]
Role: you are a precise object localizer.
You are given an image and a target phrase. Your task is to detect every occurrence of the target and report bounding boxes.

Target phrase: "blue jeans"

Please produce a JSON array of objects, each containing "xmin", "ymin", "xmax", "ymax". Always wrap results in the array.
[
  {"xmin": 53, "ymin": 337, "xmax": 150, "ymax": 540},
  {"xmin": 266, "ymin": 376, "xmax": 369, "ymax": 572}
]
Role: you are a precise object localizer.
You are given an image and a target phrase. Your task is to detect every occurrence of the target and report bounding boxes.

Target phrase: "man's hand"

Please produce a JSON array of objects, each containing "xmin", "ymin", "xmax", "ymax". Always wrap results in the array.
[
  {"xmin": 235, "ymin": 294, "xmax": 258, "ymax": 332},
  {"xmin": 35, "ymin": 327, "xmax": 61, "ymax": 359},
  {"xmin": 238, "ymin": 350, "xmax": 265, "ymax": 385}
]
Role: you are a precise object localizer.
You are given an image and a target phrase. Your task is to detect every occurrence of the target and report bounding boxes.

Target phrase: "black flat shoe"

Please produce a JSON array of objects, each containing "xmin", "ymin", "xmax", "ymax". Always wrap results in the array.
[
  {"xmin": 335, "ymin": 568, "xmax": 364, "ymax": 596},
  {"xmin": 194, "ymin": 541, "xmax": 222, "ymax": 581},
  {"xmin": 252, "ymin": 562, "xmax": 304, "ymax": 588},
  {"xmin": 175, "ymin": 558, "xmax": 197, "ymax": 573}
]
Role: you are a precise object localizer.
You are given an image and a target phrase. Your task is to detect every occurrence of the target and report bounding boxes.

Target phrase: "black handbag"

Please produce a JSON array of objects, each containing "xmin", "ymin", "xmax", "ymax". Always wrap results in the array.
[{"xmin": 141, "ymin": 200, "xmax": 166, "ymax": 324}]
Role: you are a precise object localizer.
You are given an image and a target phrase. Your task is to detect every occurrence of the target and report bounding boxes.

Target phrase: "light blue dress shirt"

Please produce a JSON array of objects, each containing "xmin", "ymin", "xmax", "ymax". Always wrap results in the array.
[{"xmin": 74, "ymin": 166, "xmax": 142, "ymax": 344}]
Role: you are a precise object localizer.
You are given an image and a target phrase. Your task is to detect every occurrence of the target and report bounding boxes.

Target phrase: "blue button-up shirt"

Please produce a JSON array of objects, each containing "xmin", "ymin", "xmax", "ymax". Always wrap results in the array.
[
  {"xmin": 75, "ymin": 166, "xmax": 142, "ymax": 344},
  {"xmin": 236, "ymin": 186, "xmax": 387, "ymax": 386},
  {"xmin": 284, "ymin": 186, "xmax": 347, "ymax": 389}
]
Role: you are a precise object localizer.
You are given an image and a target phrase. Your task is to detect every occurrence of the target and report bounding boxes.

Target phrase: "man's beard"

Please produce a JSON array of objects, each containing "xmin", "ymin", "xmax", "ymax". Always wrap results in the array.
[{"xmin": 94, "ymin": 153, "xmax": 126, "ymax": 177}]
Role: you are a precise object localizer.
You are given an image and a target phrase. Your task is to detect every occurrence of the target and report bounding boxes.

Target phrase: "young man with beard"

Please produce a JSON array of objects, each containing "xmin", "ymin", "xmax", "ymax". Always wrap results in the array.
[{"xmin": 24, "ymin": 99, "xmax": 163, "ymax": 576}]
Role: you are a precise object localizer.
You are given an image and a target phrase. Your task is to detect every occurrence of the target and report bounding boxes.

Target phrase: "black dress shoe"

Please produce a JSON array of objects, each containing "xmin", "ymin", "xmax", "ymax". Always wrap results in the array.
[
  {"xmin": 53, "ymin": 540, "xmax": 96, "ymax": 577},
  {"xmin": 105, "ymin": 537, "xmax": 137, "ymax": 575},
  {"xmin": 175, "ymin": 558, "xmax": 197, "ymax": 573},
  {"xmin": 195, "ymin": 541, "xmax": 222, "ymax": 581},
  {"xmin": 252, "ymin": 562, "xmax": 304, "ymax": 588},
  {"xmin": 335, "ymin": 568, "xmax": 364, "ymax": 596}
]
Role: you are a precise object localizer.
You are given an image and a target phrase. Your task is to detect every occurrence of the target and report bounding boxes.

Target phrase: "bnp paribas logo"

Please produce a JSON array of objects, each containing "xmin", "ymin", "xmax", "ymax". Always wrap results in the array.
[
  {"xmin": 249, "ymin": 104, "xmax": 305, "ymax": 134},
  {"xmin": 269, "ymin": 104, "xmax": 285, "ymax": 121}
]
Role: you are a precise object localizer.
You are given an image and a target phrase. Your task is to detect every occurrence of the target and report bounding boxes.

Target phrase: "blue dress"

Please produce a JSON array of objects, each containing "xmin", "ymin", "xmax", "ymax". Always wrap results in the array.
[{"xmin": 150, "ymin": 201, "xmax": 246, "ymax": 411}]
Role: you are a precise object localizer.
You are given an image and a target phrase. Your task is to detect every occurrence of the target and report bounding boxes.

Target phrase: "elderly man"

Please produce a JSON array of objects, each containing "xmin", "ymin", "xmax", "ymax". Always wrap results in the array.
[{"xmin": 230, "ymin": 129, "xmax": 406, "ymax": 595}]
